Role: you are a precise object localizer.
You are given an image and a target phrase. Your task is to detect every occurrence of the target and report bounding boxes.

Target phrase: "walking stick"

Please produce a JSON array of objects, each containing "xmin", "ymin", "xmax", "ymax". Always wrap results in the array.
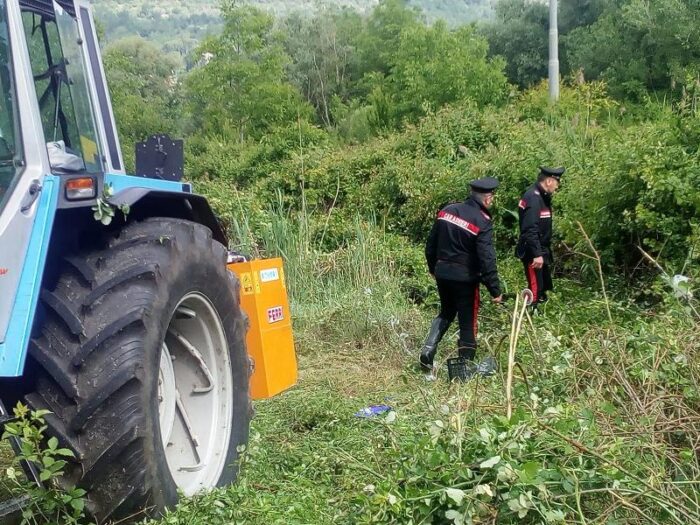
[{"xmin": 506, "ymin": 289, "xmax": 534, "ymax": 419}]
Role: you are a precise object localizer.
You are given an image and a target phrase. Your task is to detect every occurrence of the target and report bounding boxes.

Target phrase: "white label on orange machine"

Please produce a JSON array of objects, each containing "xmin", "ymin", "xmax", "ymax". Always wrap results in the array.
[
  {"xmin": 267, "ymin": 306, "xmax": 284, "ymax": 324},
  {"xmin": 260, "ymin": 268, "xmax": 280, "ymax": 283}
]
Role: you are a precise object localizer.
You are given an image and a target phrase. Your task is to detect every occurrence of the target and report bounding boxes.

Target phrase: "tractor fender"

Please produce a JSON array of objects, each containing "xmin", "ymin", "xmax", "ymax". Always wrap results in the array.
[{"xmin": 109, "ymin": 188, "xmax": 228, "ymax": 246}]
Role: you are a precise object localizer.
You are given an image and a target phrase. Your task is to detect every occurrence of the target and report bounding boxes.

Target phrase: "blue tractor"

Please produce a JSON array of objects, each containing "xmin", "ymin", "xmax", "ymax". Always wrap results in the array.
[{"xmin": 0, "ymin": 1, "xmax": 255, "ymax": 521}]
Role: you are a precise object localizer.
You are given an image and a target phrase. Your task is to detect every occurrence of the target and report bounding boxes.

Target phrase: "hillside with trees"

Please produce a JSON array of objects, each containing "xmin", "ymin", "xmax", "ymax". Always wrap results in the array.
[{"xmin": 92, "ymin": 0, "xmax": 495, "ymax": 54}]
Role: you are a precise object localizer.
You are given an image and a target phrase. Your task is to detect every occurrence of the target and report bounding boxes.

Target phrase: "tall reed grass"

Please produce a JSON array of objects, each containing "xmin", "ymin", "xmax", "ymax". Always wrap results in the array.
[{"xmin": 230, "ymin": 192, "xmax": 422, "ymax": 354}]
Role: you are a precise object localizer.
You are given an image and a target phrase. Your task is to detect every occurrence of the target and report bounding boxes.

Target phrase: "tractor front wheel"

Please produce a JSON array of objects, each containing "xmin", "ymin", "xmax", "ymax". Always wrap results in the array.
[{"xmin": 26, "ymin": 218, "xmax": 251, "ymax": 523}]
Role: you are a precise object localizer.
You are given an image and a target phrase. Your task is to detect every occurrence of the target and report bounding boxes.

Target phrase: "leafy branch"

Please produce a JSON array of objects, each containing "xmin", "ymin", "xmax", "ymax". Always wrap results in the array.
[
  {"xmin": 2, "ymin": 403, "xmax": 92, "ymax": 525},
  {"xmin": 92, "ymin": 184, "xmax": 130, "ymax": 226}
]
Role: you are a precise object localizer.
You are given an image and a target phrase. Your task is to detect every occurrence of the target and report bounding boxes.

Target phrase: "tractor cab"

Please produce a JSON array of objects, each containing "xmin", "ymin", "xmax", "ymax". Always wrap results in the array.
[
  {"xmin": 18, "ymin": 0, "xmax": 123, "ymax": 175},
  {"xmin": 0, "ymin": 0, "xmax": 221, "ymax": 379},
  {"xmin": 0, "ymin": 0, "xmax": 123, "ymax": 200},
  {"xmin": 0, "ymin": 0, "xmax": 123, "ymax": 371}
]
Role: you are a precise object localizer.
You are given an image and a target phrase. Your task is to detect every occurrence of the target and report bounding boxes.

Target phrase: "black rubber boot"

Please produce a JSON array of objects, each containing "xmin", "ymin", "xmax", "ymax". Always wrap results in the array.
[
  {"xmin": 458, "ymin": 340, "xmax": 476, "ymax": 361},
  {"xmin": 529, "ymin": 299, "xmax": 546, "ymax": 316},
  {"xmin": 419, "ymin": 317, "xmax": 450, "ymax": 370}
]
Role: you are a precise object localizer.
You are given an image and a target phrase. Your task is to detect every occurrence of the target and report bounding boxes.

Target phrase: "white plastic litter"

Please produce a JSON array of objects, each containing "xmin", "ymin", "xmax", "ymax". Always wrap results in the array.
[{"xmin": 671, "ymin": 274, "xmax": 693, "ymax": 299}]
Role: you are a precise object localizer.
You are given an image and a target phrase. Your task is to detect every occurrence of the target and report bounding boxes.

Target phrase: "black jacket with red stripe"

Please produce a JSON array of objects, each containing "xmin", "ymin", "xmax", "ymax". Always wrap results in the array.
[
  {"xmin": 425, "ymin": 197, "xmax": 501, "ymax": 297},
  {"xmin": 516, "ymin": 183, "xmax": 553, "ymax": 262}
]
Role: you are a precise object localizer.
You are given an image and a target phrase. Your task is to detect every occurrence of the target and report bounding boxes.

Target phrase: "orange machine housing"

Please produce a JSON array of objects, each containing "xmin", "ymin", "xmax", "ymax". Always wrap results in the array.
[{"xmin": 227, "ymin": 258, "xmax": 297, "ymax": 400}]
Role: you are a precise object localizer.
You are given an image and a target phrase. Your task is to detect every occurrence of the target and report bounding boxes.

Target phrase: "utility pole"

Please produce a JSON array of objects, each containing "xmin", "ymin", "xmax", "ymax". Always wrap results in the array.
[{"xmin": 548, "ymin": 0, "xmax": 560, "ymax": 102}]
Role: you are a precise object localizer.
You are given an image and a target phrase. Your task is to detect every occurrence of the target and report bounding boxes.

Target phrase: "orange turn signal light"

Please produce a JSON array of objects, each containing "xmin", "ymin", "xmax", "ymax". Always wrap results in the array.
[{"xmin": 65, "ymin": 177, "xmax": 96, "ymax": 200}]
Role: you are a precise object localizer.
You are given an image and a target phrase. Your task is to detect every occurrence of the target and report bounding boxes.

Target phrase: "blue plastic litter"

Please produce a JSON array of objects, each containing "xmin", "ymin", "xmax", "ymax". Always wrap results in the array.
[{"xmin": 354, "ymin": 404, "xmax": 392, "ymax": 418}]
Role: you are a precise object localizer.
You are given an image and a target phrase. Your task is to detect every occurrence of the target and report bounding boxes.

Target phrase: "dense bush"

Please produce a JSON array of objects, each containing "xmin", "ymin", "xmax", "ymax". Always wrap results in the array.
[{"xmin": 189, "ymin": 80, "xmax": 699, "ymax": 287}]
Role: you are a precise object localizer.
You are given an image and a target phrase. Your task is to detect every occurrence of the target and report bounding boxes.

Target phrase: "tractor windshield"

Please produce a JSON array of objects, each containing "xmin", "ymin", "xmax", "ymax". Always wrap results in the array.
[
  {"xmin": 21, "ymin": 0, "xmax": 102, "ymax": 173},
  {"xmin": 0, "ymin": 0, "xmax": 22, "ymax": 214}
]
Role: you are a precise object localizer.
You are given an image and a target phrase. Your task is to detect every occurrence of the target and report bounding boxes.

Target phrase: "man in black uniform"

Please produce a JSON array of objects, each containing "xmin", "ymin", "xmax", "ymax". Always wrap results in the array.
[
  {"xmin": 516, "ymin": 166, "xmax": 564, "ymax": 306},
  {"xmin": 420, "ymin": 177, "xmax": 503, "ymax": 370}
]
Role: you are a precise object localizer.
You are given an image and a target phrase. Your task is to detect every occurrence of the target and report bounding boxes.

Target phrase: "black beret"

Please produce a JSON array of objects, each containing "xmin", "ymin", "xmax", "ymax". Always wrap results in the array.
[
  {"xmin": 540, "ymin": 166, "xmax": 565, "ymax": 179},
  {"xmin": 470, "ymin": 176, "xmax": 499, "ymax": 193}
]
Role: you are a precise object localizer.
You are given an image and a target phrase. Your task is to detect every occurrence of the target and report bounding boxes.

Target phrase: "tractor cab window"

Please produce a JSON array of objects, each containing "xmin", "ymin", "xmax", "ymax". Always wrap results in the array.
[
  {"xmin": 22, "ymin": 1, "xmax": 102, "ymax": 173},
  {"xmin": 0, "ymin": 0, "xmax": 22, "ymax": 213}
]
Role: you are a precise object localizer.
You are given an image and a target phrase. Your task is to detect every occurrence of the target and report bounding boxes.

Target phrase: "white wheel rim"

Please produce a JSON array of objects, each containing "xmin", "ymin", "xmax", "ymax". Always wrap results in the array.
[
  {"xmin": 158, "ymin": 343, "xmax": 177, "ymax": 447},
  {"xmin": 157, "ymin": 292, "xmax": 234, "ymax": 496}
]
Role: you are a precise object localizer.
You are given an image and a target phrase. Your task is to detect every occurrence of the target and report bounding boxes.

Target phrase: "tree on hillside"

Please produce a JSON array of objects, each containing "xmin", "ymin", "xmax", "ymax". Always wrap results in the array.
[
  {"xmin": 281, "ymin": 0, "xmax": 425, "ymax": 133},
  {"xmin": 480, "ymin": 0, "xmax": 612, "ymax": 89},
  {"xmin": 565, "ymin": 0, "xmax": 700, "ymax": 99},
  {"xmin": 378, "ymin": 21, "xmax": 508, "ymax": 127},
  {"xmin": 282, "ymin": 0, "xmax": 508, "ymax": 133},
  {"xmin": 559, "ymin": 0, "xmax": 610, "ymax": 33},
  {"xmin": 282, "ymin": 7, "xmax": 364, "ymax": 128},
  {"xmin": 480, "ymin": 0, "xmax": 548, "ymax": 88},
  {"xmin": 103, "ymin": 37, "xmax": 182, "ymax": 171},
  {"xmin": 409, "ymin": 0, "xmax": 495, "ymax": 25},
  {"xmin": 184, "ymin": 0, "xmax": 312, "ymax": 142},
  {"xmin": 357, "ymin": 0, "xmax": 422, "ymax": 79}
]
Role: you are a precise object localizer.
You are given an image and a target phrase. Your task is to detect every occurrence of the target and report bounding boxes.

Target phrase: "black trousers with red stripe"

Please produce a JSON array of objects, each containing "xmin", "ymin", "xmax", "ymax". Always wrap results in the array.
[
  {"xmin": 523, "ymin": 261, "xmax": 553, "ymax": 304},
  {"xmin": 436, "ymin": 279, "xmax": 480, "ymax": 359}
]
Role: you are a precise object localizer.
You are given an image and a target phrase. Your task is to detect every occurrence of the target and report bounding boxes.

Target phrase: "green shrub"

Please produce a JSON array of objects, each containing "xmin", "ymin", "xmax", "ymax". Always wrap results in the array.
[
  {"xmin": 188, "ymin": 80, "xmax": 700, "ymax": 295},
  {"xmin": 1, "ymin": 404, "xmax": 90, "ymax": 525}
]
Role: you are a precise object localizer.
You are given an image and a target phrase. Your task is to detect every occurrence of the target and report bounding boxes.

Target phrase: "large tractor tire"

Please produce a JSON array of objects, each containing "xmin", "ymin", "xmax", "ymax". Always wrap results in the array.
[{"xmin": 25, "ymin": 218, "xmax": 251, "ymax": 523}]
